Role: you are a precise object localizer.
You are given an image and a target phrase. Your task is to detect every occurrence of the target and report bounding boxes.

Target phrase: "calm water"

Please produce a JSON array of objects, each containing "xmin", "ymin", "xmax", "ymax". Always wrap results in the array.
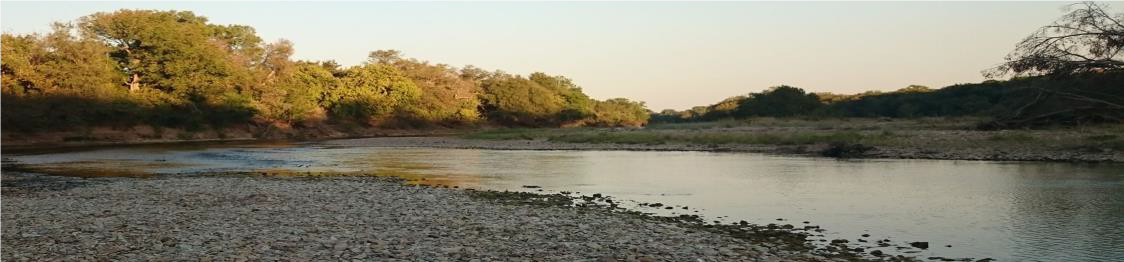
[{"xmin": 6, "ymin": 140, "xmax": 1124, "ymax": 261}]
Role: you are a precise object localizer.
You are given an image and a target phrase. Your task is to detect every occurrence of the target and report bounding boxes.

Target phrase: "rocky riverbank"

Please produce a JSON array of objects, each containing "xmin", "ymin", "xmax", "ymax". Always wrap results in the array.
[
  {"xmin": 1, "ymin": 172, "xmax": 904, "ymax": 261},
  {"xmin": 0, "ymin": 124, "xmax": 466, "ymax": 150},
  {"xmin": 6, "ymin": 118, "xmax": 1122, "ymax": 163}
]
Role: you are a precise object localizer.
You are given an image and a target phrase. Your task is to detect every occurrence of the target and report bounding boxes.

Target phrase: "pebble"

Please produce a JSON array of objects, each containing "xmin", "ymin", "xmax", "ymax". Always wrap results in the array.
[{"xmin": 2, "ymin": 175, "xmax": 843, "ymax": 260}]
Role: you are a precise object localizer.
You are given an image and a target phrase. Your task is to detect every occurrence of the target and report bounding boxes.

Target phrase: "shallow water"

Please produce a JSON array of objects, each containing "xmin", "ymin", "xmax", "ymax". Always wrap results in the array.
[{"xmin": 6, "ymin": 140, "xmax": 1124, "ymax": 261}]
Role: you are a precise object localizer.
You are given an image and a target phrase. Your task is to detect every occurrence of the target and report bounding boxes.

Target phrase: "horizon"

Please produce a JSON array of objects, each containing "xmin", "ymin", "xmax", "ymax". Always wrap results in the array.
[{"xmin": 0, "ymin": 1, "xmax": 1102, "ymax": 110}]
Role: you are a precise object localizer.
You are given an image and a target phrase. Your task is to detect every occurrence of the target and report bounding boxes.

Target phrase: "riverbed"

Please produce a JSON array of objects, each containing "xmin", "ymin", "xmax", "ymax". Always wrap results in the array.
[{"xmin": 5, "ymin": 137, "xmax": 1123, "ymax": 261}]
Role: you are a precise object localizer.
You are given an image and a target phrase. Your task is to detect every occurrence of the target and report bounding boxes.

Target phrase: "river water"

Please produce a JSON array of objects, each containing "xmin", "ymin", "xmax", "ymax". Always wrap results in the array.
[{"xmin": 6, "ymin": 139, "xmax": 1123, "ymax": 261}]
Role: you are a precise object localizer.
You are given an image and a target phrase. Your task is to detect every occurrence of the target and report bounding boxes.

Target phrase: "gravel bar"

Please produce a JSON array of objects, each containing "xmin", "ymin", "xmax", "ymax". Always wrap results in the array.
[{"xmin": 1, "ymin": 173, "xmax": 851, "ymax": 261}]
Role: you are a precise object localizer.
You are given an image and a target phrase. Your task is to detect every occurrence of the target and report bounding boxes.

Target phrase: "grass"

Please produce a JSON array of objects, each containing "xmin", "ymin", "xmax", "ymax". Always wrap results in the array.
[
  {"xmin": 464, "ymin": 127, "xmax": 885, "ymax": 146},
  {"xmin": 461, "ymin": 118, "xmax": 1124, "ymax": 156},
  {"xmin": 1085, "ymin": 134, "xmax": 1119, "ymax": 141},
  {"xmin": 986, "ymin": 133, "xmax": 1036, "ymax": 142},
  {"xmin": 462, "ymin": 118, "xmax": 941, "ymax": 147},
  {"xmin": 1082, "ymin": 134, "xmax": 1124, "ymax": 151},
  {"xmin": 645, "ymin": 119, "xmax": 747, "ymax": 130},
  {"xmin": 460, "ymin": 128, "xmax": 559, "ymax": 140},
  {"xmin": 548, "ymin": 131, "xmax": 868, "ymax": 146},
  {"xmin": 646, "ymin": 117, "xmax": 984, "ymax": 131}
]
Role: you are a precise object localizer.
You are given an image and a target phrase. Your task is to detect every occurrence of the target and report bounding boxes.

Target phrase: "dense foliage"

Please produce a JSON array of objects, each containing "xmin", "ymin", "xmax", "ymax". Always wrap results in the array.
[
  {"xmin": 651, "ymin": 72, "xmax": 1123, "ymax": 125},
  {"xmin": 1, "ymin": 10, "xmax": 651, "ymax": 132}
]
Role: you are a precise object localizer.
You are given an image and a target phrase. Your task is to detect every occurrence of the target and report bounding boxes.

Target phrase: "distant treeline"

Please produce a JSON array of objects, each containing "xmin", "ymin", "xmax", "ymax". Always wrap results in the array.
[
  {"xmin": 656, "ymin": 2, "xmax": 1123, "ymax": 128},
  {"xmin": 1, "ymin": 10, "xmax": 650, "ymax": 132},
  {"xmin": 651, "ymin": 72, "xmax": 1124, "ymax": 126}
]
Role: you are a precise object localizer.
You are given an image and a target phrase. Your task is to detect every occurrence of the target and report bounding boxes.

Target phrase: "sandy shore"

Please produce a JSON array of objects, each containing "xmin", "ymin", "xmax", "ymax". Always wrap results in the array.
[{"xmin": 1, "ymin": 173, "xmax": 882, "ymax": 261}]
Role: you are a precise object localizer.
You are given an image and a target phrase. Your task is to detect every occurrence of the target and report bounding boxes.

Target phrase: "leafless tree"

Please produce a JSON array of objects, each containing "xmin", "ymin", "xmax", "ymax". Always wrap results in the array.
[
  {"xmin": 980, "ymin": 2, "xmax": 1124, "ymax": 128},
  {"xmin": 986, "ymin": 2, "xmax": 1123, "ymax": 78}
]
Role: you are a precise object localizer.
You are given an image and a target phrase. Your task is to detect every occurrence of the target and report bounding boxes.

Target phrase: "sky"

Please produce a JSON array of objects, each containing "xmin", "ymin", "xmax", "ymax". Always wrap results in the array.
[{"xmin": 0, "ymin": 1, "xmax": 1100, "ymax": 110}]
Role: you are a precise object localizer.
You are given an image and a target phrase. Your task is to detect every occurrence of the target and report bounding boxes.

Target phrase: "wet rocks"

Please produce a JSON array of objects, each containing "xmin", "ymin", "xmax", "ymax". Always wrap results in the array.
[{"xmin": 909, "ymin": 242, "xmax": 929, "ymax": 249}]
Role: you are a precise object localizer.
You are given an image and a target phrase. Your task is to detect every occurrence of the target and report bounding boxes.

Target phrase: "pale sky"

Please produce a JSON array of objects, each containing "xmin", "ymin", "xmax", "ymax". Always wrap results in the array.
[{"xmin": 0, "ymin": 1, "xmax": 1102, "ymax": 110}]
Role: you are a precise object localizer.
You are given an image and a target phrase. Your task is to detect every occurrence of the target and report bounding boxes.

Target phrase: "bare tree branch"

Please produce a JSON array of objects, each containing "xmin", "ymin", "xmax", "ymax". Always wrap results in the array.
[{"xmin": 984, "ymin": 2, "xmax": 1124, "ymax": 78}]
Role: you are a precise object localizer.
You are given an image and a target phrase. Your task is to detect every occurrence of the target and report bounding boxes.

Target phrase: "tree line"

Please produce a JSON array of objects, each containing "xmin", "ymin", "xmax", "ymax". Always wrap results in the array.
[
  {"xmin": 1, "ymin": 10, "xmax": 650, "ymax": 132},
  {"xmin": 650, "ymin": 72, "xmax": 1122, "ymax": 126},
  {"xmin": 654, "ymin": 2, "xmax": 1123, "ymax": 128}
]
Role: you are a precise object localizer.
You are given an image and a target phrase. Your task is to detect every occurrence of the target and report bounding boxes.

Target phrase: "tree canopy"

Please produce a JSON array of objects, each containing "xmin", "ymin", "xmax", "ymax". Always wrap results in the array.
[{"xmin": 2, "ymin": 9, "xmax": 651, "ymax": 132}]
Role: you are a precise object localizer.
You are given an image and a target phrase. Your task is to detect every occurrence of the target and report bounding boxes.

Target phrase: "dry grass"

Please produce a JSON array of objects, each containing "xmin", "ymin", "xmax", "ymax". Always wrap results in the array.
[{"xmin": 463, "ymin": 118, "xmax": 1124, "ymax": 154}]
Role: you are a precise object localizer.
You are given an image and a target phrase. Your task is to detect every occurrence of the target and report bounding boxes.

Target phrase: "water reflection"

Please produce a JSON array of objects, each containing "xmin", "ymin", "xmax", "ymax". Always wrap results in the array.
[{"xmin": 5, "ymin": 142, "xmax": 1123, "ymax": 261}]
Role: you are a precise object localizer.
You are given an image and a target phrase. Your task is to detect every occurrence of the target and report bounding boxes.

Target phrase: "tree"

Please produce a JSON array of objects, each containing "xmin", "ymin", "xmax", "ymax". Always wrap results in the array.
[
  {"xmin": 258, "ymin": 62, "xmax": 336, "ymax": 125},
  {"xmin": 591, "ymin": 98, "xmax": 650, "ymax": 127},
  {"xmin": 367, "ymin": 50, "xmax": 481, "ymax": 125},
  {"xmin": 210, "ymin": 24, "xmax": 265, "ymax": 70},
  {"xmin": 896, "ymin": 85, "xmax": 933, "ymax": 93},
  {"xmin": 478, "ymin": 75, "xmax": 566, "ymax": 126},
  {"xmin": 529, "ymin": 72, "xmax": 594, "ymax": 122},
  {"xmin": 326, "ymin": 64, "xmax": 420, "ymax": 124},
  {"xmin": 459, "ymin": 65, "xmax": 492, "ymax": 82},
  {"xmin": 649, "ymin": 109, "xmax": 681, "ymax": 124},
  {"xmin": 77, "ymin": 10, "xmax": 256, "ymax": 101},
  {"xmin": 4, "ymin": 8, "xmax": 652, "ymax": 131},
  {"xmin": 702, "ymin": 96, "xmax": 747, "ymax": 120},
  {"xmin": 986, "ymin": 2, "xmax": 1123, "ymax": 78},
  {"xmin": 1, "ymin": 33, "xmax": 43, "ymax": 95},
  {"xmin": 734, "ymin": 86, "xmax": 822, "ymax": 117},
  {"xmin": 983, "ymin": 2, "xmax": 1124, "ymax": 128},
  {"xmin": 2, "ymin": 25, "xmax": 134, "ymax": 130}
]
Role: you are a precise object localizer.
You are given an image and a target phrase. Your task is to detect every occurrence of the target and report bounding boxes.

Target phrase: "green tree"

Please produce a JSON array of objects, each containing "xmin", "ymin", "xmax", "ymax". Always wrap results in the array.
[
  {"xmin": 734, "ymin": 86, "xmax": 822, "ymax": 117},
  {"xmin": 896, "ymin": 85, "xmax": 933, "ymax": 93},
  {"xmin": 258, "ymin": 62, "xmax": 337, "ymax": 125},
  {"xmin": 591, "ymin": 98, "xmax": 650, "ymax": 127},
  {"xmin": 327, "ymin": 64, "xmax": 420, "ymax": 124},
  {"xmin": 77, "ymin": 10, "xmax": 255, "ymax": 101},
  {"xmin": 367, "ymin": 50, "xmax": 481, "ymax": 125},
  {"xmin": 2, "ymin": 33, "xmax": 51, "ymax": 95},
  {"xmin": 478, "ymin": 74, "xmax": 566, "ymax": 126},
  {"xmin": 529, "ymin": 72, "xmax": 594, "ymax": 122},
  {"xmin": 703, "ymin": 96, "xmax": 747, "ymax": 120},
  {"xmin": 1, "ymin": 24, "xmax": 135, "ymax": 130}
]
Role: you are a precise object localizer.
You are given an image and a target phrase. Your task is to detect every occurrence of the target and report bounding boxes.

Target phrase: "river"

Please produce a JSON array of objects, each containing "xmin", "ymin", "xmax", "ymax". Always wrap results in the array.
[{"xmin": 6, "ymin": 138, "xmax": 1123, "ymax": 261}]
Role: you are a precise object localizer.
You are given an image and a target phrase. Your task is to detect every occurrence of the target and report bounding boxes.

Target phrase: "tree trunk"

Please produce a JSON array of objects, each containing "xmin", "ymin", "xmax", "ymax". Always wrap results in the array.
[{"xmin": 128, "ymin": 73, "xmax": 140, "ymax": 92}]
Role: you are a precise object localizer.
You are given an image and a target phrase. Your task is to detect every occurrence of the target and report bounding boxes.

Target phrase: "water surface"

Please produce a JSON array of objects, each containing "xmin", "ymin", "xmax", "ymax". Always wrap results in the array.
[{"xmin": 6, "ymin": 140, "xmax": 1123, "ymax": 261}]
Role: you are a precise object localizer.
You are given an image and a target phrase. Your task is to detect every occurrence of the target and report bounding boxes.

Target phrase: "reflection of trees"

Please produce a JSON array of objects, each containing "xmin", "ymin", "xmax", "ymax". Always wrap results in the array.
[
  {"xmin": 341, "ymin": 150, "xmax": 477, "ymax": 188},
  {"xmin": 336, "ymin": 149, "xmax": 593, "ymax": 189},
  {"xmin": 464, "ymin": 151, "xmax": 592, "ymax": 189}
]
